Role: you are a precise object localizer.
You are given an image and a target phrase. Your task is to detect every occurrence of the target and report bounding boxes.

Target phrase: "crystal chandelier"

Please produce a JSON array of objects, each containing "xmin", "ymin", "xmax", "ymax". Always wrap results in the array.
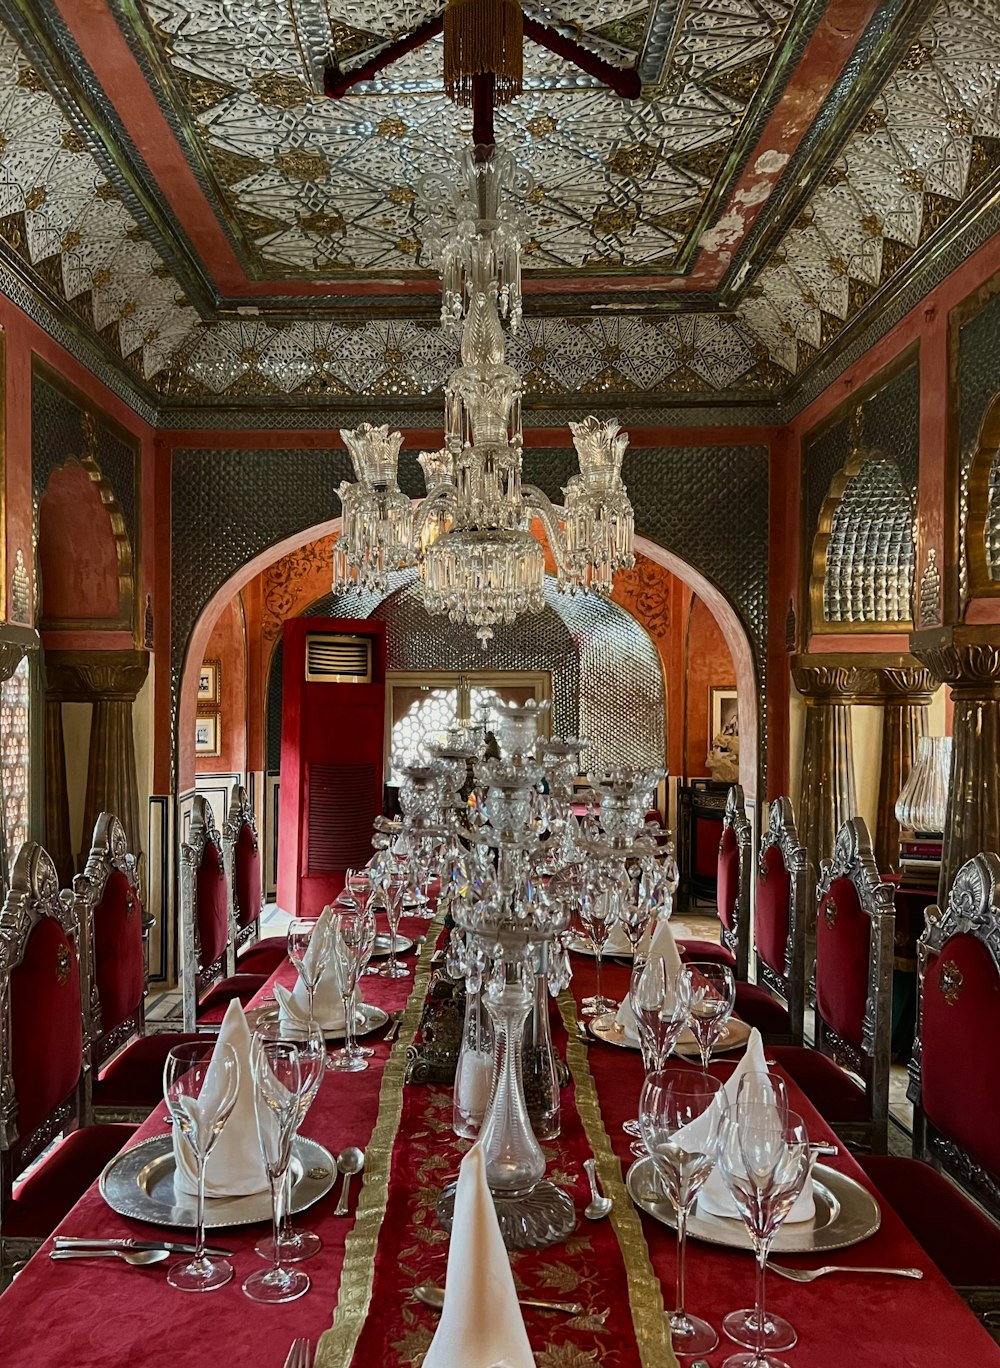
[{"xmin": 333, "ymin": 147, "xmax": 635, "ymax": 644}]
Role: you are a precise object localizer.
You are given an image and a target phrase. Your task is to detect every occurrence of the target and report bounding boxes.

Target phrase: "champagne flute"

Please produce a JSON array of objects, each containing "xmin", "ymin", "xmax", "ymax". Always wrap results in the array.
[
  {"xmin": 287, "ymin": 917, "xmax": 332, "ymax": 1031},
  {"xmin": 364, "ymin": 882, "xmax": 389, "ymax": 975},
  {"xmin": 243, "ymin": 1039, "xmax": 308, "ymax": 1303},
  {"xmin": 327, "ymin": 910, "xmax": 371, "ymax": 1073},
  {"xmin": 717, "ymin": 1107, "xmax": 812, "ymax": 1368},
  {"xmin": 639, "ymin": 1068, "xmax": 725, "ymax": 1356},
  {"xmin": 380, "ymin": 876, "xmax": 409, "ymax": 980},
  {"xmin": 252, "ymin": 1020, "xmax": 325, "ymax": 1263},
  {"xmin": 351, "ymin": 899, "xmax": 379, "ymax": 1058},
  {"xmin": 623, "ymin": 957, "xmax": 688, "ymax": 1138},
  {"xmin": 579, "ymin": 883, "xmax": 618, "ymax": 1016},
  {"xmin": 680, "ymin": 962, "xmax": 736, "ymax": 1069},
  {"xmin": 163, "ymin": 1041, "xmax": 240, "ymax": 1292}
]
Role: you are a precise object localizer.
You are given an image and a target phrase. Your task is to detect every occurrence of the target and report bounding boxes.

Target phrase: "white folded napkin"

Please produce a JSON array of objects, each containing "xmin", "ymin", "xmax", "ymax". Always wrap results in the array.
[
  {"xmin": 277, "ymin": 907, "xmax": 362, "ymax": 1032},
  {"xmin": 604, "ymin": 918, "xmax": 654, "ymax": 957},
  {"xmin": 616, "ymin": 916, "xmax": 683, "ymax": 1042},
  {"xmin": 684, "ymin": 1028, "xmax": 816, "ymax": 1223},
  {"xmin": 173, "ymin": 999, "xmax": 269, "ymax": 1198},
  {"xmin": 423, "ymin": 1144, "xmax": 536, "ymax": 1368}
]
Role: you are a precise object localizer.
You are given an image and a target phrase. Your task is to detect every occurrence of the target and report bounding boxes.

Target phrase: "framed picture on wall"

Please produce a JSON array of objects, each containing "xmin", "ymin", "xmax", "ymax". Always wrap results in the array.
[
  {"xmin": 709, "ymin": 686, "xmax": 738, "ymax": 739},
  {"xmin": 195, "ymin": 713, "xmax": 221, "ymax": 758},
  {"xmin": 197, "ymin": 659, "xmax": 220, "ymax": 706}
]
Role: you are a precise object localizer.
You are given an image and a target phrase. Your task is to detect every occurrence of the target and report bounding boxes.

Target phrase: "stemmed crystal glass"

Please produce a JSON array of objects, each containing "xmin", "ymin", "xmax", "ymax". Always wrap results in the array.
[
  {"xmin": 252, "ymin": 1020, "xmax": 325, "ymax": 1264},
  {"xmin": 680, "ymin": 962, "xmax": 736, "ymax": 1069},
  {"xmin": 623, "ymin": 957, "xmax": 688, "ymax": 1139},
  {"xmin": 364, "ymin": 881, "xmax": 389, "ymax": 975},
  {"xmin": 163, "ymin": 1041, "xmax": 240, "ymax": 1293},
  {"xmin": 351, "ymin": 898, "xmax": 379, "ymax": 1058},
  {"xmin": 578, "ymin": 882, "xmax": 618, "ymax": 1016},
  {"xmin": 243, "ymin": 1039, "xmax": 309, "ymax": 1303},
  {"xmin": 287, "ymin": 917, "xmax": 333, "ymax": 1031},
  {"xmin": 639, "ymin": 1068, "xmax": 725, "ymax": 1357},
  {"xmin": 327, "ymin": 910, "xmax": 374, "ymax": 1073},
  {"xmin": 380, "ymin": 874, "xmax": 410, "ymax": 980},
  {"xmin": 717, "ymin": 1107, "xmax": 812, "ymax": 1368}
]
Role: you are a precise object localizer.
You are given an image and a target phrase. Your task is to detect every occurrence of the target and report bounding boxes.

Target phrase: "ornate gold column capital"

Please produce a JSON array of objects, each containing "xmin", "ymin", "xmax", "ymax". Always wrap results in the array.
[
  {"xmin": 0, "ymin": 624, "xmax": 39, "ymax": 683},
  {"xmin": 45, "ymin": 649, "xmax": 149, "ymax": 703},
  {"xmin": 791, "ymin": 652, "xmax": 935, "ymax": 705},
  {"xmin": 910, "ymin": 626, "xmax": 1000, "ymax": 699}
]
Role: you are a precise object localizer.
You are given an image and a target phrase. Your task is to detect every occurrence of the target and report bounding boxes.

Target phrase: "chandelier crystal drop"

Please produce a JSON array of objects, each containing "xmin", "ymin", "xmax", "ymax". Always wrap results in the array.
[{"xmin": 332, "ymin": 147, "xmax": 636, "ymax": 644}]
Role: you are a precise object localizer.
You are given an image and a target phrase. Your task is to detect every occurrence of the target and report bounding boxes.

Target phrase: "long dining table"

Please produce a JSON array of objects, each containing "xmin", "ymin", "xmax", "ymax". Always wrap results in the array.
[{"xmin": 1, "ymin": 926, "xmax": 998, "ymax": 1368}]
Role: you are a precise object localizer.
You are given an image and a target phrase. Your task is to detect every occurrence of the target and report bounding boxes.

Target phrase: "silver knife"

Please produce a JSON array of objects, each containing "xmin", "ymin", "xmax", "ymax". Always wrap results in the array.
[{"xmin": 53, "ymin": 1237, "xmax": 233, "ymax": 1256}]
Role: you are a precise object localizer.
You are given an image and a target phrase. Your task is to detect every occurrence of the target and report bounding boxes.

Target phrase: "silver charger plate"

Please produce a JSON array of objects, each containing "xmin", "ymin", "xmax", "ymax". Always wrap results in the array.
[
  {"xmin": 100, "ymin": 1134, "xmax": 337, "ymax": 1230},
  {"xmin": 249, "ymin": 1001, "xmax": 389, "ymax": 1042},
  {"xmin": 370, "ymin": 932, "xmax": 413, "ymax": 959},
  {"xmin": 569, "ymin": 924, "xmax": 695, "ymax": 959},
  {"xmin": 626, "ymin": 1155, "xmax": 881, "ymax": 1253},
  {"xmin": 588, "ymin": 1011, "xmax": 752, "ymax": 1058}
]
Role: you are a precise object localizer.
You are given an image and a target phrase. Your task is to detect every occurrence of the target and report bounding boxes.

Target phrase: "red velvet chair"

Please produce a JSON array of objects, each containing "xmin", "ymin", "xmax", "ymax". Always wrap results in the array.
[
  {"xmin": 771, "ymin": 816, "xmax": 894, "ymax": 1152},
  {"xmin": 0, "ymin": 842, "xmax": 136, "ymax": 1283},
  {"xmin": 859, "ymin": 852, "xmax": 1000, "ymax": 1299},
  {"xmin": 80, "ymin": 813, "xmax": 201, "ymax": 1122},
  {"xmin": 223, "ymin": 783, "xmax": 284, "ymax": 977},
  {"xmin": 677, "ymin": 785, "xmax": 745, "ymax": 971},
  {"xmin": 181, "ymin": 796, "xmax": 267, "ymax": 1031}
]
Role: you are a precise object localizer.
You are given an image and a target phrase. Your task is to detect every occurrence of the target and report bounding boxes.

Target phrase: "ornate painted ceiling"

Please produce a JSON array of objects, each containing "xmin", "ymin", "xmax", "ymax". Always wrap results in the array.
[{"xmin": 0, "ymin": 0, "xmax": 998, "ymax": 411}]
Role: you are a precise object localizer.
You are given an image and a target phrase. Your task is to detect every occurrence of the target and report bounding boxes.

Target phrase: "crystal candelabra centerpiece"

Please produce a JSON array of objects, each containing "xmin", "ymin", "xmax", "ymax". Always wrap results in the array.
[{"xmin": 332, "ymin": 146, "xmax": 635, "ymax": 644}]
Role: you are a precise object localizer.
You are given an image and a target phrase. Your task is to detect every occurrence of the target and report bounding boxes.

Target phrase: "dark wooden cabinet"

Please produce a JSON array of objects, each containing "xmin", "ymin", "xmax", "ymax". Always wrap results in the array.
[{"xmin": 677, "ymin": 779, "xmax": 731, "ymax": 911}]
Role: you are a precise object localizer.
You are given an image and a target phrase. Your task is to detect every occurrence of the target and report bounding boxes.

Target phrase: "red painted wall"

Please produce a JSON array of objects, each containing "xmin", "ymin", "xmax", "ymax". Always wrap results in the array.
[
  {"xmin": 195, "ymin": 593, "xmax": 248, "ymax": 776},
  {"xmin": 684, "ymin": 594, "xmax": 738, "ymax": 779},
  {"xmin": 38, "ymin": 465, "xmax": 121, "ymax": 622}
]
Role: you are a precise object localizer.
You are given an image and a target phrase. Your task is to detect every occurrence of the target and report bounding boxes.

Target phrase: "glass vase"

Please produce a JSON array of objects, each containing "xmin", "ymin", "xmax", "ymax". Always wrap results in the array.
[
  {"xmin": 521, "ymin": 947, "xmax": 561, "ymax": 1140},
  {"xmin": 479, "ymin": 970, "xmax": 545, "ymax": 1198},
  {"xmin": 895, "ymin": 735, "xmax": 952, "ymax": 835},
  {"xmin": 453, "ymin": 984, "xmax": 494, "ymax": 1140}
]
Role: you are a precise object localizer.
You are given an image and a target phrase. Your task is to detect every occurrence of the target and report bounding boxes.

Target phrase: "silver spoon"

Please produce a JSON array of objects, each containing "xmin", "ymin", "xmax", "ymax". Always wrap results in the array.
[
  {"xmin": 413, "ymin": 1281, "xmax": 584, "ymax": 1316},
  {"xmin": 334, "ymin": 1146, "xmax": 365, "ymax": 1216},
  {"xmin": 49, "ymin": 1247, "xmax": 171, "ymax": 1267},
  {"xmin": 583, "ymin": 1158, "xmax": 612, "ymax": 1220}
]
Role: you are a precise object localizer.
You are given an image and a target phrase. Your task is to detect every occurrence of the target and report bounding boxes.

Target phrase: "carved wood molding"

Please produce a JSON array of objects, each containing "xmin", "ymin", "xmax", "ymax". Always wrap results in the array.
[
  {"xmin": 45, "ymin": 649, "xmax": 149, "ymax": 702},
  {"xmin": 910, "ymin": 626, "xmax": 1000, "ymax": 698},
  {"xmin": 792, "ymin": 652, "xmax": 936, "ymax": 704}
]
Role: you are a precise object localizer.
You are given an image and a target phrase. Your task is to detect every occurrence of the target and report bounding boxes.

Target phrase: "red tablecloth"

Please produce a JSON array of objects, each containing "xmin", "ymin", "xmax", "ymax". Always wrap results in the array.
[{"xmin": 1, "ymin": 937, "xmax": 998, "ymax": 1368}]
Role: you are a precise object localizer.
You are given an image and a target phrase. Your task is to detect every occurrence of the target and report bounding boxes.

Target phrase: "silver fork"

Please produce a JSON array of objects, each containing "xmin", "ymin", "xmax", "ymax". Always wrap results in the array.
[
  {"xmin": 283, "ymin": 1338, "xmax": 313, "ymax": 1368},
  {"xmin": 766, "ymin": 1261, "xmax": 923, "ymax": 1283}
]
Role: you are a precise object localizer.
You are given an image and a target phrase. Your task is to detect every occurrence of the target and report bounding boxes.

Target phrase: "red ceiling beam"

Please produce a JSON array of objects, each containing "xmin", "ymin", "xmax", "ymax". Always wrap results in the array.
[{"xmin": 324, "ymin": 17, "xmax": 444, "ymax": 98}]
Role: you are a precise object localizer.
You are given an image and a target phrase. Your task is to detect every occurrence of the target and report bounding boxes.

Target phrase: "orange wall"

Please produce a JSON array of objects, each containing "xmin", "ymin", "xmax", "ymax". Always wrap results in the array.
[
  {"xmin": 683, "ymin": 594, "xmax": 738, "ymax": 779},
  {"xmin": 195, "ymin": 593, "xmax": 247, "ymax": 776}
]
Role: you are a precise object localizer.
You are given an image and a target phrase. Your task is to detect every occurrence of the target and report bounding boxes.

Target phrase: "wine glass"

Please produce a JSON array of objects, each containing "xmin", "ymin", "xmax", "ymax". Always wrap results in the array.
[
  {"xmin": 351, "ymin": 899, "xmax": 379, "ymax": 1058},
  {"xmin": 379, "ymin": 875, "xmax": 410, "ymax": 980},
  {"xmin": 623, "ymin": 957, "xmax": 688, "ymax": 1138},
  {"xmin": 639, "ymin": 1068, "xmax": 725, "ymax": 1356},
  {"xmin": 579, "ymin": 882, "xmax": 618, "ymax": 1016},
  {"xmin": 287, "ymin": 917, "xmax": 333, "ymax": 1030},
  {"xmin": 163, "ymin": 1041, "xmax": 240, "ymax": 1292},
  {"xmin": 680, "ymin": 962, "xmax": 736, "ymax": 1069},
  {"xmin": 327, "ymin": 910, "xmax": 373, "ymax": 1073},
  {"xmin": 364, "ymin": 881, "xmax": 389, "ymax": 975},
  {"xmin": 243, "ymin": 1039, "xmax": 309, "ymax": 1303},
  {"xmin": 252, "ymin": 1020, "xmax": 325, "ymax": 1263},
  {"xmin": 717, "ymin": 1107, "xmax": 812, "ymax": 1368}
]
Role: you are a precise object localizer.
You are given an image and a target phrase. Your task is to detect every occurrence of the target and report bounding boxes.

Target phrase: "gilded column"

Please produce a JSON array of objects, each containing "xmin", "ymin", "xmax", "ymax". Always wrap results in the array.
[
  {"xmin": 0, "ymin": 625, "xmax": 38, "ymax": 891},
  {"xmin": 910, "ymin": 626, "xmax": 1000, "ymax": 900},
  {"xmin": 791, "ymin": 659, "xmax": 859, "ymax": 881},
  {"xmin": 42, "ymin": 695, "xmax": 73, "ymax": 884},
  {"xmin": 45, "ymin": 650, "xmax": 149, "ymax": 875},
  {"xmin": 868, "ymin": 664, "xmax": 936, "ymax": 874}
]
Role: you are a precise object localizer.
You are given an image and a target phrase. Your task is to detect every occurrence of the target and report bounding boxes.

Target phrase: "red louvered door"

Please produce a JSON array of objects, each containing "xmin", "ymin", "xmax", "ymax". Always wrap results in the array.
[{"xmin": 276, "ymin": 618, "xmax": 386, "ymax": 917}]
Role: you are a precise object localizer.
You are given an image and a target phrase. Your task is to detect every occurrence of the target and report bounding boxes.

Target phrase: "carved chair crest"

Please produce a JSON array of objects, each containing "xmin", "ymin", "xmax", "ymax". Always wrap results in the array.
[
  {"xmin": 180, "ymin": 796, "xmax": 231, "ymax": 1031},
  {"xmin": 909, "ymin": 851, "xmax": 1000, "ymax": 1106},
  {"xmin": 79, "ymin": 812, "xmax": 143, "ymax": 1065},
  {"xmin": 223, "ymin": 784, "xmax": 260, "ymax": 948},
  {"xmin": 817, "ymin": 816, "xmax": 895, "ymax": 1062},
  {"xmin": 718, "ymin": 784, "xmax": 752, "ymax": 974},
  {"xmin": 0, "ymin": 842, "xmax": 81, "ymax": 1151}
]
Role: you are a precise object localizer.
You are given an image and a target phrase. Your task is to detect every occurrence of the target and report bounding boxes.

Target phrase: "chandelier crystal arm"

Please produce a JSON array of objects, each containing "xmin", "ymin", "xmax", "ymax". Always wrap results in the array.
[{"xmin": 520, "ymin": 485, "xmax": 572, "ymax": 576}]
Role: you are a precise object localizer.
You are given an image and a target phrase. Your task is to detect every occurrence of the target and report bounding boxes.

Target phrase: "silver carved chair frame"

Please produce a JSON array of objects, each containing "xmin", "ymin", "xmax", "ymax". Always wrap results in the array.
[
  {"xmin": 814, "ymin": 816, "xmax": 895, "ymax": 1154},
  {"xmin": 755, "ymin": 797, "xmax": 809, "ymax": 1046},
  {"xmin": 719, "ymin": 784, "xmax": 752, "ymax": 981},
  {"xmin": 223, "ymin": 782, "xmax": 261, "ymax": 953},
  {"xmin": 0, "ymin": 842, "xmax": 87, "ymax": 1281},
  {"xmin": 79, "ymin": 812, "xmax": 150, "ymax": 1124},
  {"xmin": 908, "ymin": 851, "xmax": 1000, "ymax": 1223},
  {"xmin": 180, "ymin": 795, "xmax": 235, "ymax": 1032}
]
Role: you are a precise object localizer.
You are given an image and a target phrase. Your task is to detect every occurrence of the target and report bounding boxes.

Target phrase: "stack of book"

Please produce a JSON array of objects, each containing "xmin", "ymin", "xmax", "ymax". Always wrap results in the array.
[{"xmin": 898, "ymin": 830, "xmax": 943, "ymax": 893}]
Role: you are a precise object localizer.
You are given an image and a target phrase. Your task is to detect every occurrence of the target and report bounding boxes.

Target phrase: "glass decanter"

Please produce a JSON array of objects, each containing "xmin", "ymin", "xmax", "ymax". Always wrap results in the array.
[{"xmin": 453, "ymin": 981, "xmax": 494, "ymax": 1140}]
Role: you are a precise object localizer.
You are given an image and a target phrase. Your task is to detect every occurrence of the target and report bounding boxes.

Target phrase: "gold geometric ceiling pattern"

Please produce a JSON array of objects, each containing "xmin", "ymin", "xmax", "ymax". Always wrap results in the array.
[
  {"xmin": 0, "ymin": 0, "xmax": 997, "ymax": 402},
  {"xmin": 741, "ymin": 0, "xmax": 1000, "ymax": 373},
  {"xmin": 141, "ymin": 0, "xmax": 796, "ymax": 276}
]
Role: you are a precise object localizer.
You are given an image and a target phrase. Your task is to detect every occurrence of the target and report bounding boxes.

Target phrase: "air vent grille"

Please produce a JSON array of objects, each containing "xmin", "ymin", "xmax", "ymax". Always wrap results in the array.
[
  {"xmin": 306, "ymin": 763, "xmax": 376, "ymax": 872},
  {"xmin": 305, "ymin": 633, "xmax": 371, "ymax": 683}
]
